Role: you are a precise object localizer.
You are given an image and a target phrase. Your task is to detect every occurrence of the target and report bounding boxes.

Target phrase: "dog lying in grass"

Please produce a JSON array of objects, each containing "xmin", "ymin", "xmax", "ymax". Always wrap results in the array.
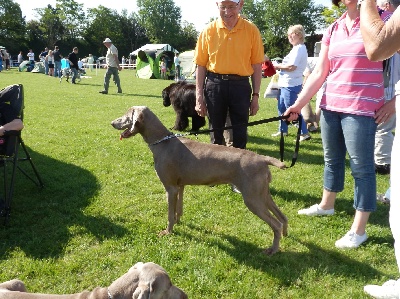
[
  {"xmin": 0, "ymin": 262, "xmax": 187, "ymax": 299},
  {"xmin": 111, "ymin": 106, "xmax": 288, "ymax": 255}
]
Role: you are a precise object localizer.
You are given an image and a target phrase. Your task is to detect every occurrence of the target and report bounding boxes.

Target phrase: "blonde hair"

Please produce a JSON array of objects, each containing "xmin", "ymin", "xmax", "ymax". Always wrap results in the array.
[{"xmin": 288, "ymin": 25, "xmax": 305, "ymax": 43}]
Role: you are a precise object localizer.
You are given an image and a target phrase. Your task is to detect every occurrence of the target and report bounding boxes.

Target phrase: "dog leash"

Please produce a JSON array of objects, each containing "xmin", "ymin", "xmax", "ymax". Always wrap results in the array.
[{"xmin": 159, "ymin": 114, "xmax": 302, "ymax": 168}]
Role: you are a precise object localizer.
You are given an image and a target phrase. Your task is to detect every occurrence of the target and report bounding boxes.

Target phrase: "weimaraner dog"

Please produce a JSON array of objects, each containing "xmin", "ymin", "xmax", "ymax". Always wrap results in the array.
[
  {"xmin": 0, "ymin": 262, "xmax": 187, "ymax": 299},
  {"xmin": 111, "ymin": 106, "xmax": 288, "ymax": 255}
]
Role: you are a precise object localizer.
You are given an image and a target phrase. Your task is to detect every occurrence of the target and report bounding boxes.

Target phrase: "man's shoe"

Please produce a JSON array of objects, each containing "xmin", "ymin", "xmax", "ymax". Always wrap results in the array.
[
  {"xmin": 299, "ymin": 134, "xmax": 311, "ymax": 142},
  {"xmin": 117, "ymin": 89, "xmax": 122, "ymax": 93},
  {"xmin": 375, "ymin": 164, "xmax": 391, "ymax": 175},
  {"xmin": 298, "ymin": 204, "xmax": 334, "ymax": 216},
  {"xmin": 335, "ymin": 231, "xmax": 368, "ymax": 249},
  {"xmin": 271, "ymin": 132, "xmax": 288, "ymax": 137},
  {"xmin": 377, "ymin": 193, "xmax": 390, "ymax": 204},
  {"xmin": 99, "ymin": 90, "xmax": 108, "ymax": 94}
]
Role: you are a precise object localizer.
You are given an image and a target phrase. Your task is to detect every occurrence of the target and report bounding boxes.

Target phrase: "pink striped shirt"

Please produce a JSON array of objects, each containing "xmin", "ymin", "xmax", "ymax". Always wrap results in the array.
[{"xmin": 321, "ymin": 10, "xmax": 391, "ymax": 117}]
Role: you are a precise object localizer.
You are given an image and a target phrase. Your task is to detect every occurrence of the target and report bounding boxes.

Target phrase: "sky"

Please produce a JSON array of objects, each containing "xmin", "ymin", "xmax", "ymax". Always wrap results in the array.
[{"xmin": 14, "ymin": 0, "xmax": 332, "ymax": 32}]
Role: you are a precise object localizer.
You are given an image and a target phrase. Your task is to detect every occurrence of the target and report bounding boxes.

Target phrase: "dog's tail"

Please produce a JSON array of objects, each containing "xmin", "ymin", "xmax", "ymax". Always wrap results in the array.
[{"xmin": 265, "ymin": 156, "xmax": 286, "ymax": 170}]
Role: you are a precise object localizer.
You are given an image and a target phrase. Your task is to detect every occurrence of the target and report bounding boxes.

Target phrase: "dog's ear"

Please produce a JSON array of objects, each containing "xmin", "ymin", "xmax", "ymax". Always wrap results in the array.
[
  {"xmin": 129, "ymin": 107, "xmax": 144, "ymax": 134},
  {"xmin": 132, "ymin": 284, "xmax": 150, "ymax": 299}
]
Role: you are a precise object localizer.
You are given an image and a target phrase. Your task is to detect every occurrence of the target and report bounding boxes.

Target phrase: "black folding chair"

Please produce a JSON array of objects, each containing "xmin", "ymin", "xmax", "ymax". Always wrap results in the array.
[{"xmin": 0, "ymin": 84, "xmax": 44, "ymax": 225}]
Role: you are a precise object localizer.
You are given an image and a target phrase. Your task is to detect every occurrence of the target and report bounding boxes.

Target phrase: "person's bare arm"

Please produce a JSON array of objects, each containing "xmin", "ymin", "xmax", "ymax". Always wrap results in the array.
[
  {"xmin": 113, "ymin": 54, "xmax": 122, "ymax": 71},
  {"xmin": 250, "ymin": 63, "xmax": 262, "ymax": 116},
  {"xmin": 195, "ymin": 65, "xmax": 207, "ymax": 117},
  {"xmin": 360, "ymin": 0, "xmax": 400, "ymax": 60},
  {"xmin": 0, "ymin": 119, "xmax": 23, "ymax": 136}
]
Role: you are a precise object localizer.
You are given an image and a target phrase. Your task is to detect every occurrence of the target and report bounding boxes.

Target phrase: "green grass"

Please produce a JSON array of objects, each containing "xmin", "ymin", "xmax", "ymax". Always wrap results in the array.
[{"xmin": 0, "ymin": 68, "xmax": 395, "ymax": 298}]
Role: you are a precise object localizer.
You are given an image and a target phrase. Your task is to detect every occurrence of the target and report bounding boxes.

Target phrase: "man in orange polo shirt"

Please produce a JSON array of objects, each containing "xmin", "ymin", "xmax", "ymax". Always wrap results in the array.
[{"xmin": 194, "ymin": 0, "xmax": 264, "ymax": 150}]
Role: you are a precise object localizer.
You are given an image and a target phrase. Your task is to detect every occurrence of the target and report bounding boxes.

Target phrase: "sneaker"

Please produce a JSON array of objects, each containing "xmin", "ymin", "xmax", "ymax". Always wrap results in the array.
[
  {"xmin": 271, "ymin": 132, "xmax": 288, "ymax": 137},
  {"xmin": 375, "ymin": 164, "xmax": 391, "ymax": 175},
  {"xmin": 377, "ymin": 193, "xmax": 390, "ymax": 204},
  {"xmin": 99, "ymin": 90, "xmax": 108, "ymax": 94},
  {"xmin": 298, "ymin": 134, "xmax": 311, "ymax": 142},
  {"xmin": 364, "ymin": 279, "xmax": 400, "ymax": 299},
  {"xmin": 298, "ymin": 204, "xmax": 334, "ymax": 216},
  {"xmin": 231, "ymin": 185, "xmax": 241, "ymax": 194},
  {"xmin": 335, "ymin": 231, "xmax": 368, "ymax": 249}
]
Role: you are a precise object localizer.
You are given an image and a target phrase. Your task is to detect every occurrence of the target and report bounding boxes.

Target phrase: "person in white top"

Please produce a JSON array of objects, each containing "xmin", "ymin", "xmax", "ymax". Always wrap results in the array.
[
  {"xmin": 99, "ymin": 38, "xmax": 122, "ymax": 94},
  {"xmin": 272, "ymin": 24, "xmax": 310, "ymax": 141},
  {"xmin": 27, "ymin": 49, "xmax": 35, "ymax": 62}
]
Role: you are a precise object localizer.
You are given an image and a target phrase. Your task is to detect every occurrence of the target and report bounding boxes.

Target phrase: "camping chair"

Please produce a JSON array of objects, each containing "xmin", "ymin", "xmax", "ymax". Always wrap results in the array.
[{"xmin": 0, "ymin": 84, "xmax": 44, "ymax": 225}]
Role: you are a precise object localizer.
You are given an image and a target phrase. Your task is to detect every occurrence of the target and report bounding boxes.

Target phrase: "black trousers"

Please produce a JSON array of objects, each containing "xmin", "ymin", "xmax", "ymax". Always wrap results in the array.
[{"xmin": 204, "ymin": 76, "xmax": 251, "ymax": 149}]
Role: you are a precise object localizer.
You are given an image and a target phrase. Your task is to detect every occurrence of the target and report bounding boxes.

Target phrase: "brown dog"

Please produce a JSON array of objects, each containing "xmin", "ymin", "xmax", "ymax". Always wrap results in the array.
[
  {"xmin": 0, "ymin": 262, "xmax": 187, "ymax": 299},
  {"xmin": 111, "ymin": 106, "xmax": 288, "ymax": 255}
]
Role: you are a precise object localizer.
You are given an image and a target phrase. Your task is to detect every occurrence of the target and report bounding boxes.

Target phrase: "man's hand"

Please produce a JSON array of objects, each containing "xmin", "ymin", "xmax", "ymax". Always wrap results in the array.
[
  {"xmin": 195, "ymin": 95, "xmax": 207, "ymax": 117},
  {"xmin": 375, "ymin": 98, "xmax": 396, "ymax": 124},
  {"xmin": 249, "ymin": 97, "xmax": 259, "ymax": 116}
]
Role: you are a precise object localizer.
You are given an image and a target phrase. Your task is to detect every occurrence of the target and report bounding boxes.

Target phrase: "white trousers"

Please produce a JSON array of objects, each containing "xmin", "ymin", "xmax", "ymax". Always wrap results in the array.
[{"xmin": 390, "ymin": 82, "xmax": 400, "ymax": 272}]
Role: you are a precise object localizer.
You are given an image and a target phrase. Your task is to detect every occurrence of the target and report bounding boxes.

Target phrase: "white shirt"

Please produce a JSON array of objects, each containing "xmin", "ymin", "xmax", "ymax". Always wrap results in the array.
[
  {"xmin": 278, "ymin": 44, "xmax": 308, "ymax": 87},
  {"xmin": 27, "ymin": 52, "xmax": 35, "ymax": 61},
  {"xmin": 106, "ymin": 44, "xmax": 119, "ymax": 68}
]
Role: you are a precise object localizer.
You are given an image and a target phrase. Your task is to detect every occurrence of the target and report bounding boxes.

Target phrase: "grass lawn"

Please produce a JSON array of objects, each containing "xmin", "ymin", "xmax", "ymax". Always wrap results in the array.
[{"xmin": 0, "ymin": 67, "xmax": 395, "ymax": 298}]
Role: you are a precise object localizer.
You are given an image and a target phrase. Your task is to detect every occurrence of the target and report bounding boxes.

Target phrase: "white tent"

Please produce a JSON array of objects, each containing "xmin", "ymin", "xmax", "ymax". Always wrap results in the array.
[{"xmin": 178, "ymin": 50, "xmax": 196, "ymax": 81}]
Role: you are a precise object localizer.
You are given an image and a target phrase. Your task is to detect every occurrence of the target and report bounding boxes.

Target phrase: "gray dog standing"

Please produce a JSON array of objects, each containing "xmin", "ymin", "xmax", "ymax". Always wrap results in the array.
[
  {"xmin": 111, "ymin": 106, "xmax": 288, "ymax": 255},
  {"xmin": 0, "ymin": 262, "xmax": 187, "ymax": 299}
]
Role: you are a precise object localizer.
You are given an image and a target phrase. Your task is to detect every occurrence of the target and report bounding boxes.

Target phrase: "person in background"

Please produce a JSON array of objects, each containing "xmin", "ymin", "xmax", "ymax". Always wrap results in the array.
[
  {"xmin": 17, "ymin": 51, "xmax": 23, "ymax": 65},
  {"xmin": 373, "ymin": 0, "xmax": 400, "ymax": 175},
  {"xmin": 46, "ymin": 50, "xmax": 54, "ymax": 77},
  {"xmin": 99, "ymin": 38, "xmax": 122, "ymax": 94},
  {"xmin": 67, "ymin": 47, "xmax": 79, "ymax": 84},
  {"xmin": 160, "ymin": 58, "xmax": 167, "ymax": 80},
  {"xmin": 88, "ymin": 54, "xmax": 94, "ymax": 72},
  {"xmin": 174, "ymin": 53, "xmax": 181, "ymax": 81},
  {"xmin": 284, "ymin": 0, "xmax": 391, "ymax": 249},
  {"xmin": 27, "ymin": 49, "xmax": 35, "ymax": 64},
  {"xmin": 40, "ymin": 47, "xmax": 49, "ymax": 75},
  {"xmin": 301, "ymin": 56, "xmax": 319, "ymax": 133},
  {"xmin": 53, "ymin": 46, "xmax": 62, "ymax": 78},
  {"xmin": 360, "ymin": 0, "xmax": 400, "ymax": 297},
  {"xmin": 272, "ymin": 24, "xmax": 310, "ymax": 141}
]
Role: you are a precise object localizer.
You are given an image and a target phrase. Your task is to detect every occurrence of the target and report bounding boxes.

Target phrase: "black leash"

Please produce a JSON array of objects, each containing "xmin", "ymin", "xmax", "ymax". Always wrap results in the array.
[{"xmin": 186, "ymin": 114, "xmax": 302, "ymax": 168}]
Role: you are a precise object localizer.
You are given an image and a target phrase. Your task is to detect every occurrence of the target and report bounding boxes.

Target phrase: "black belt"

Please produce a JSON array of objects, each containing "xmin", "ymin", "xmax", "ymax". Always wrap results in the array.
[{"xmin": 207, "ymin": 72, "xmax": 249, "ymax": 81}]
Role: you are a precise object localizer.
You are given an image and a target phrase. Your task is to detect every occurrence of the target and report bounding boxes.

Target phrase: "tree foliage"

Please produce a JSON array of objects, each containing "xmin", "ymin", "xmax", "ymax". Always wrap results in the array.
[
  {"xmin": 243, "ymin": 0, "xmax": 325, "ymax": 57},
  {"xmin": 0, "ymin": 0, "xmax": 26, "ymax": 51}
]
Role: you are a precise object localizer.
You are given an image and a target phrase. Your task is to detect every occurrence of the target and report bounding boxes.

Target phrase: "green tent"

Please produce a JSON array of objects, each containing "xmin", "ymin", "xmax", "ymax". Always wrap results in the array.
[
  {"xmin": 31, "ymin": 62, "xmax": 45, "ymax": 73},
  {"xmin": 131, "ymin": 44, "xmax": 178, "ymax": 79}
]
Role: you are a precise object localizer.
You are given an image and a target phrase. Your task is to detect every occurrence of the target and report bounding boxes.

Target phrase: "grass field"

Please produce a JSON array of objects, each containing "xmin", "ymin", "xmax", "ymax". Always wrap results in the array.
[{"xmin": 0, "ymin": 67, "xmax": 395, "ymax": 298}]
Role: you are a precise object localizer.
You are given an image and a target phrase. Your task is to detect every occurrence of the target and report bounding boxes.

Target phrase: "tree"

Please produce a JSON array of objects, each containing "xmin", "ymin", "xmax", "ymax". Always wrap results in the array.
[
  {"xmin": 0, "ymin": 0, "xmax": 26, "ymax": 53},
  {"xmin": 242, "ymin": 0, "xmax": 325, "ymax": 58},
  {"xmin": 55, "ymin": 0, "xmax": 86, "ymax": 41},
  {"xmin": 136, "ymin": 0, "xmax": 182, "ymax": 45},
  {"xmin": 83, "ymin": 6, "xmax": 126, "ymax": 56},
  {"xmin": 34, "ymin": 4, "xmax": 64, "ymax": 47}
]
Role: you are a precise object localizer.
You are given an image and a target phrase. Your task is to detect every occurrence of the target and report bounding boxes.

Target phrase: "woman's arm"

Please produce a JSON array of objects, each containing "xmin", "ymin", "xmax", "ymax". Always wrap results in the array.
[{"xmin": 360, "ymin": 0, "xmax": 400, "ymax": 60}]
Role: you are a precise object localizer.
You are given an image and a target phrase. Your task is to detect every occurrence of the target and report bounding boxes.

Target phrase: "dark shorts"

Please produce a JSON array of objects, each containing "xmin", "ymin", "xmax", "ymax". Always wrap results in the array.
[{"xmin": 48, "ymin": 63, "xmax": 54, "ymax": 68}]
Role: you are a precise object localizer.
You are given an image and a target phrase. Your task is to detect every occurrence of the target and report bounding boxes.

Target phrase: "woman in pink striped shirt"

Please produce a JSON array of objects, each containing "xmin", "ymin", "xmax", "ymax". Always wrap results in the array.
[{"xmin": 284, "ymin": 0, "xmax": 390, "ymax": 249}]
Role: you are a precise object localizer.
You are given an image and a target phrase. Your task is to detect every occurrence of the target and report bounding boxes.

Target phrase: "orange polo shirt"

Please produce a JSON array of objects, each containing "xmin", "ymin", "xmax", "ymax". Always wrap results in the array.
[{"xmin": 194, "ymin": 16, "xmax": 264, "ymax": 77}]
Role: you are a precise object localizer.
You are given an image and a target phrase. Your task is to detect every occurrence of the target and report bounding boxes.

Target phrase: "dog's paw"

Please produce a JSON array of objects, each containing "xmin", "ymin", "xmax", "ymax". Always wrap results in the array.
[
  {"xmin": 158, "ymin": 229, "xmax": 171, "ymax": 237},
  {"xmin": 263, "ymin": 246, "xmax": 280, "ymax": 256}
]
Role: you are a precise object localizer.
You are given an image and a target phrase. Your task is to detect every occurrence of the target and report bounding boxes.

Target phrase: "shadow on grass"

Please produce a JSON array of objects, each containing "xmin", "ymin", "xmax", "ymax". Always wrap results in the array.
[
  {"xmin": 0, "ymin": 146, "xmax": 129, "ymax": 260},
  {"xmin": 182, "ymin": 223, "xmax": 384, "ymax": 284}
]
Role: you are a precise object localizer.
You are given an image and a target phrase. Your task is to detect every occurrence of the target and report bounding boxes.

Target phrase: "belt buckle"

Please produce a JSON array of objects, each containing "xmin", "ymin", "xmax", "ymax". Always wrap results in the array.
[{"xmin": 221, "ymin": 74, "xmax": 229, "ymax": 80}]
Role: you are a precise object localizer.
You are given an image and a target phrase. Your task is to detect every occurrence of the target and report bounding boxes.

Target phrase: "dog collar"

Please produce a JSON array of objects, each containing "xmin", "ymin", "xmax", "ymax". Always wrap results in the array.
[
  {"xmin": 149, "ymin": 133, "xmax": 184, "ymax": 146},
  {"xmin": 107, "ymin": 289, "xmax": 113, "ymax": 299}
]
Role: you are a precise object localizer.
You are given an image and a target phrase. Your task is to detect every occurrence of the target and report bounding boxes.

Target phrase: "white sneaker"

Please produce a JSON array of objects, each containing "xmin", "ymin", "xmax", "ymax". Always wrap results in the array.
[
  {"xmin": 298, "ymin": 204, "xmax": 334, "ymax": 216},
  {"xmin": 364, "ymin": 279, "xmax": 400, "ymax": 299},
  {"xmin": 335, "ymin": 231, "xmax": 368, "ymax": 249},
  {"xmin": 299, "ymin": 134, "xmax": 311, "ymax": 142},
  {"xmin": 271, "ymin": 131, "xmax": 288, "ymax": 137}
]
